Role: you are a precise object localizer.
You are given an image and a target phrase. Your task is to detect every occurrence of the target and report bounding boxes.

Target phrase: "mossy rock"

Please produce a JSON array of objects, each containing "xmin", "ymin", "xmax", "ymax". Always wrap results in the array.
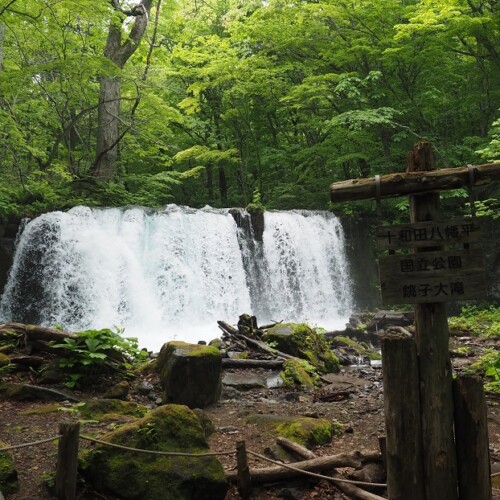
[
  {"xmin": 157, "ymin": 341, "xmax": 222, "ymax": 409},
  {"xmin": 0, "ymin": 440, "xmax": 19, "ymax": 495},
  {"xmin": 280, "ymin": 359, "xmax": 319, "ymax": 388},
  {"xmin": 263, "ymin": 323, "xmax": 339, "ymax": 374},
  {"xmin": 77, "ymin": 399, "xmax": 148, "ymax": 420},
  {"xmin": 246, "ymin": 414, "xmax": 341, "ymax": 448},
  {"xmin": 83, "ymin": 404, "xmax": 227, "ymax": 500},
  {"xmin": 333, "ymin": 336, "xmax": 381, "ymax": 361}
]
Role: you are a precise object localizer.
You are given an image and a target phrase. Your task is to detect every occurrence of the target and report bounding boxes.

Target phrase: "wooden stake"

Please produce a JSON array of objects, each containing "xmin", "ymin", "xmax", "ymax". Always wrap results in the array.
[
  {"xmin": 381, "ymin": 334, "xmax": 424, "ymax": 500},
  {"xmin": 236, "ymin": 440, "xmax": 251, "ymax": 499},
  {"xmin": 408, "ymin": 141, "xmax": 458, "ymax": 500},
  {"xmin": 56, "ymin": 422, "xmax": 80, "ymax": 500},
  {"xmin": 453, "ymin": 375, "xmax": 492, "ymax": 500}
]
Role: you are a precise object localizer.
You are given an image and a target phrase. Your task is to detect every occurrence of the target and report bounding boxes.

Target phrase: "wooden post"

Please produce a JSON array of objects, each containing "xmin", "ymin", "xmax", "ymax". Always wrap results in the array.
[
  {"xmin": 453, "ymin": 375, "xmax": 491, "ymax": 500},
  {"xmin": 56, "ymin": 422, "xmax": 80, "ymax": 500},
  {"xmin": 408, "ymin": 141, "xmax": 458, "ymax": 500},
  {"xmin": 236, "ymin": 440, "xmax": 251, "ymax": 499},
  {"xmin": 381, "ymin": 334, "xmax": 424, "ymax": 500}
]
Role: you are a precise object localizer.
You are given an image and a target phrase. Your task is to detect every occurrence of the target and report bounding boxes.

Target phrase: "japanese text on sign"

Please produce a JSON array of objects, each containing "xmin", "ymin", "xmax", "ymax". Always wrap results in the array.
[{"xmin": 376, "ymin": 218, "xmax": 481, "ymax": 250}]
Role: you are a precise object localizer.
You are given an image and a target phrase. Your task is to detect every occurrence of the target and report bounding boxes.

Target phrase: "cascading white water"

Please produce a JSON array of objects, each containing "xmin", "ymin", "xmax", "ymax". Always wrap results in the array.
[{"xmin": 0, "ymin": 205, "xmax": 352, "ymax": 351}]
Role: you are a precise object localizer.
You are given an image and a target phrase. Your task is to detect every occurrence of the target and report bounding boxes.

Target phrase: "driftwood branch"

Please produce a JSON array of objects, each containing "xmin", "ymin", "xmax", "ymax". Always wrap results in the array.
[
  {"xmin": 218, "ymin": 321, "xmax": 293, "ymax": 360},
  {"xmin": 330, "ymin": 163, "xmax": 500, "ymax": 202}
]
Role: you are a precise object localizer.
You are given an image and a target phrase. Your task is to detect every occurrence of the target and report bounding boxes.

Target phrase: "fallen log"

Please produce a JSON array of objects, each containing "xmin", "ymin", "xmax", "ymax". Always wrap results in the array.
[
  {"xmin": 0, "ymin": 323, "xmax": 77, "ymax": 342},
  {"xmin": 222, "ymin": 358, "xmax": 283, "ymax": 369},
  {"xmin": 226, "ymin": 452, "xmax": 369, "ymax": 483},
  {"xmin": 218, "ymin": 321, "xmax": 294, "ymax": 360},
  {"xmin": 332, "ymin": 472, "xmax": 387, "ymax": 500},
  {"xmin": 9, "ymin": 355, "xmax": 46, "ymax": 368},
  {"xmin": 276, "ymin": 437, "xmax": 316, "ymax": 460}
]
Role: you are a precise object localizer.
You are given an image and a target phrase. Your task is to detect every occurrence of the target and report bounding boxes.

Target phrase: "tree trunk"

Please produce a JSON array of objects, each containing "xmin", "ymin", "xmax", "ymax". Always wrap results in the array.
[
  {"xmin": 95, "ymin": 76, "xmax": 121, "ymax": 180},
  {"xmin": 408, "ymin": 141, "xmax": 458, "ymax": 500},
  {"xmin": 93, "ymin": 1, "xmax": 153, "ymax": 180}
]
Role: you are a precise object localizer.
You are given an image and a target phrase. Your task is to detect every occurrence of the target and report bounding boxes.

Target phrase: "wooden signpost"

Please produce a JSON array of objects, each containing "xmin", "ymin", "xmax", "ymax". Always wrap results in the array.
[
  {"xmin": 376, "ymin": 218, "xmax": 486, "ymax": 305},
  {"xmin": 330, "ymin": 142, "xmax": 499, "ymax": 500}
]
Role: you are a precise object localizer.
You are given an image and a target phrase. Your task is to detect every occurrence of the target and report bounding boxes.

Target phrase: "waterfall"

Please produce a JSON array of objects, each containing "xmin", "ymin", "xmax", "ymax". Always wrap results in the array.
[{"xmin": 0, "ymin": 205, "xmax": 352, "ymax": 351}]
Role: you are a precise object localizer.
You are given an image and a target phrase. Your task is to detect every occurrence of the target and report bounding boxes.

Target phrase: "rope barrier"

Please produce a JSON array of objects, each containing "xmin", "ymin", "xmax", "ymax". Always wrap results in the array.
[
  {"xmin": 79, "ymin": 434, "xmax": 236, "ymax": 457},
  {"xmin": 0, "ymin": 435, "xmax": 61, "ymax": 451},
  {"xmin": 4, "ymin": 430, "xmax": 498, "ymax": 491},
  {"xmin": 246, "ymin": 449, "xmax": 387, "ymax": 488}
]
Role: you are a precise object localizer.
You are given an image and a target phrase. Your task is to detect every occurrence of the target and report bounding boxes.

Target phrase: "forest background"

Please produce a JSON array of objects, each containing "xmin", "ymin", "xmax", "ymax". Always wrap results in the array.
[{"xmin": 0, "ymin": 0, "xmax": 499, "ymax": 221}]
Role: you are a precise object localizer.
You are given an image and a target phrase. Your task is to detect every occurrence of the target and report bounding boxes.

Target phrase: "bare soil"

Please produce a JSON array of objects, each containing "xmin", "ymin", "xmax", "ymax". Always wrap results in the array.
[{"xmin": 1, "ymin": 334, "xmax": 500, "ymax": 499}]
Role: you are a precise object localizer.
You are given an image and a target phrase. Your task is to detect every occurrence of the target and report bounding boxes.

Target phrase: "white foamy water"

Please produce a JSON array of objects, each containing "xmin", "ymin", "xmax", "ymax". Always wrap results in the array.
[{"xmin": 0, "ymin": 205, "xmax": 352, "ymax": 352}]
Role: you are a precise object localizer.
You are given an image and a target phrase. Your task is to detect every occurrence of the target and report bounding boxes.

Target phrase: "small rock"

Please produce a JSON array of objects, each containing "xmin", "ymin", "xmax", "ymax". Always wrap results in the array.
[
  {"xmin": 137, "ymin": 381, "xmax": 154, "ymax": 395},
  {"xmin": 104, "ymin": 381, "xmax": 129, "ymax": 400}
]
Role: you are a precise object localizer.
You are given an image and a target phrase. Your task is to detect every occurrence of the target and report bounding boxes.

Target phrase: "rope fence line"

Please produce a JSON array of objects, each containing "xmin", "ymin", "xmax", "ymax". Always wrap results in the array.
[
  {"xmin": 1, "ymin": 428, "xmax": 499, "ymax": 497},
  {"xmin": 0, "ymin": 435, "xmax": 61, "ymax": 451},
  {"xmin": 79, "ymin": 434, "xmax": 236, "ymax": 457}
]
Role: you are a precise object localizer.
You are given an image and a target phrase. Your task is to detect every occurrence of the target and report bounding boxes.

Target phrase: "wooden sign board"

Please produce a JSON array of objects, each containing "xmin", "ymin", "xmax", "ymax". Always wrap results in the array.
[
  {"xmin": 379, "ymin": 249, "xmax": 486, "ymax": 305},
  {"xmin": 376, "ymin": 218, "xmax": 481, "ymax": 250}
]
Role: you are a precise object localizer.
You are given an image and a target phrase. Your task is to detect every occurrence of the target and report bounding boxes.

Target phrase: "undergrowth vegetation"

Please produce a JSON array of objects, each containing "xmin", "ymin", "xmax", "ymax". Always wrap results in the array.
[
  {"xmin": 52, "ymin": 327, "xmax": 148, "ymax": 388},
  {"xmin": 449, "ymin": 305, "xmax": 500, "ymax": 393}
]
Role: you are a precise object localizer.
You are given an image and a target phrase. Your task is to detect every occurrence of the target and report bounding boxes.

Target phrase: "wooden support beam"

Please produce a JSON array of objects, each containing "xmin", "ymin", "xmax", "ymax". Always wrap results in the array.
[
  {"xmin": 408, "ymin": 142, "xmax": 458, "ymax": 500},
  {"xmin": 381, "ymin": 333, "xmax": 424, "ymax": 500},
  {"xmin": 453, "ymin": 375, "xmax": 492, "ymax": 500},
  {"xmin": 56, "ymin": 422, "xmax": 80, "ymax": 500},
  {"xmin": 330, "ymin": 162, "xmax": 500, "ymax": 202},
  {"xmin": 236, "ymin": 440, "xmax": 251, "ymax": 499}
]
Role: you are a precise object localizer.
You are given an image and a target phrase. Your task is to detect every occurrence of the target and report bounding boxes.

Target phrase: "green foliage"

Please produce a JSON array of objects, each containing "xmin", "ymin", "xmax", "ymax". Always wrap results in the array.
[
  {"xmin": 448, "ymin": 305, "xmax": 500, "ymax": 338},
  {"xmin": 0, "ymin": 0, "xmax": 499, "ymax": 214},
  {"xmin": 246, "ymin": 188, "xmax": 266, "ymax": 214},
  {"xmin": 470, "ymin": 350, "xmax": 500, "ymax": 393},
  {"xmin": 52, "ymin": 327, "xmax": 148, "ymax": 388}
]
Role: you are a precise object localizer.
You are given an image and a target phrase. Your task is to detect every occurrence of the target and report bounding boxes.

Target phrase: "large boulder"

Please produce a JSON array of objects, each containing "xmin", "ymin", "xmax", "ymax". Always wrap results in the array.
[
  {"xmin": 262, "ymin": 323, "xmax": 340, "ymax": 373},
  {"xmin": 157, "ymin": 341, "xmax": 222, "ymax": 409},
  {"xmin": 83, "ymin": 404, "xmax": 227, "ymax": 500}
]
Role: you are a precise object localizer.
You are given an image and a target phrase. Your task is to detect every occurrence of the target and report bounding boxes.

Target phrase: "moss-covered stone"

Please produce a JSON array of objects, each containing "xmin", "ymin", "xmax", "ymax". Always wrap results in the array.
[
  {"xmin": 263, "ymin": 323, "xmax": 340, "ymax": 374},
  {"xmin": 104, "ymin": 381, "xmax": 130, "ymax": 400},
  {"xmin": 333, "ymin": 336, "xmax": 381, "ymax": 361},
  {"xmin": 83, "ymin": 404, "xmax": 227, "ymax": 500},
  {"xmin": 156, "ymin": 341, "xmax": 222, "ymax": 409},
  {"xmin": 0, "ymin": 440, "xmax": 19, "ymax": 495},
  {"xmin": 246, "ymin": 414, "xmax": 341, "ymax": 448},
  {"xmin": 276, "ymin": 418, "xmax": 337, "ymax": 447},
  {"xmin": 0, "ymin": 352, "xmax": 10, "ymax": 368},
  {"xmin": 280, "ymin": 359, "xmax": 318, "ymax": 388},
  {"xmin": 78, "ymin": 399, "xmax": 148, "ymax": 420}
]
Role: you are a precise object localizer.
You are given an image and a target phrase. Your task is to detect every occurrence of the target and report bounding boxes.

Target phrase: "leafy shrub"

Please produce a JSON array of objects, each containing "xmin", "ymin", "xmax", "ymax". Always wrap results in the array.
[{"xmin": 52, "ymin": 327, "xmax": 148, "ymax": 388}]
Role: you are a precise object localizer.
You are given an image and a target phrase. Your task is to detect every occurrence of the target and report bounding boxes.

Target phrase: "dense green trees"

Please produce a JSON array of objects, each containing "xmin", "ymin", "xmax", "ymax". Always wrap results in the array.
[{"xmin": 0, "ymin": 0, "xmax": 499, "ymax": 219}]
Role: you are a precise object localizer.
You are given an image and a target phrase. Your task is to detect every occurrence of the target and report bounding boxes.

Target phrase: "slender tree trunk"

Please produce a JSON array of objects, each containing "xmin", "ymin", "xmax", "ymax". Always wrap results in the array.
[
  {"xmin": 95, "ymin": 76, "xmax": 121, "ymax": 180},
  {"xmin": 93, "ymin": 1, "xmax": 153, "ymax": 180}
]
